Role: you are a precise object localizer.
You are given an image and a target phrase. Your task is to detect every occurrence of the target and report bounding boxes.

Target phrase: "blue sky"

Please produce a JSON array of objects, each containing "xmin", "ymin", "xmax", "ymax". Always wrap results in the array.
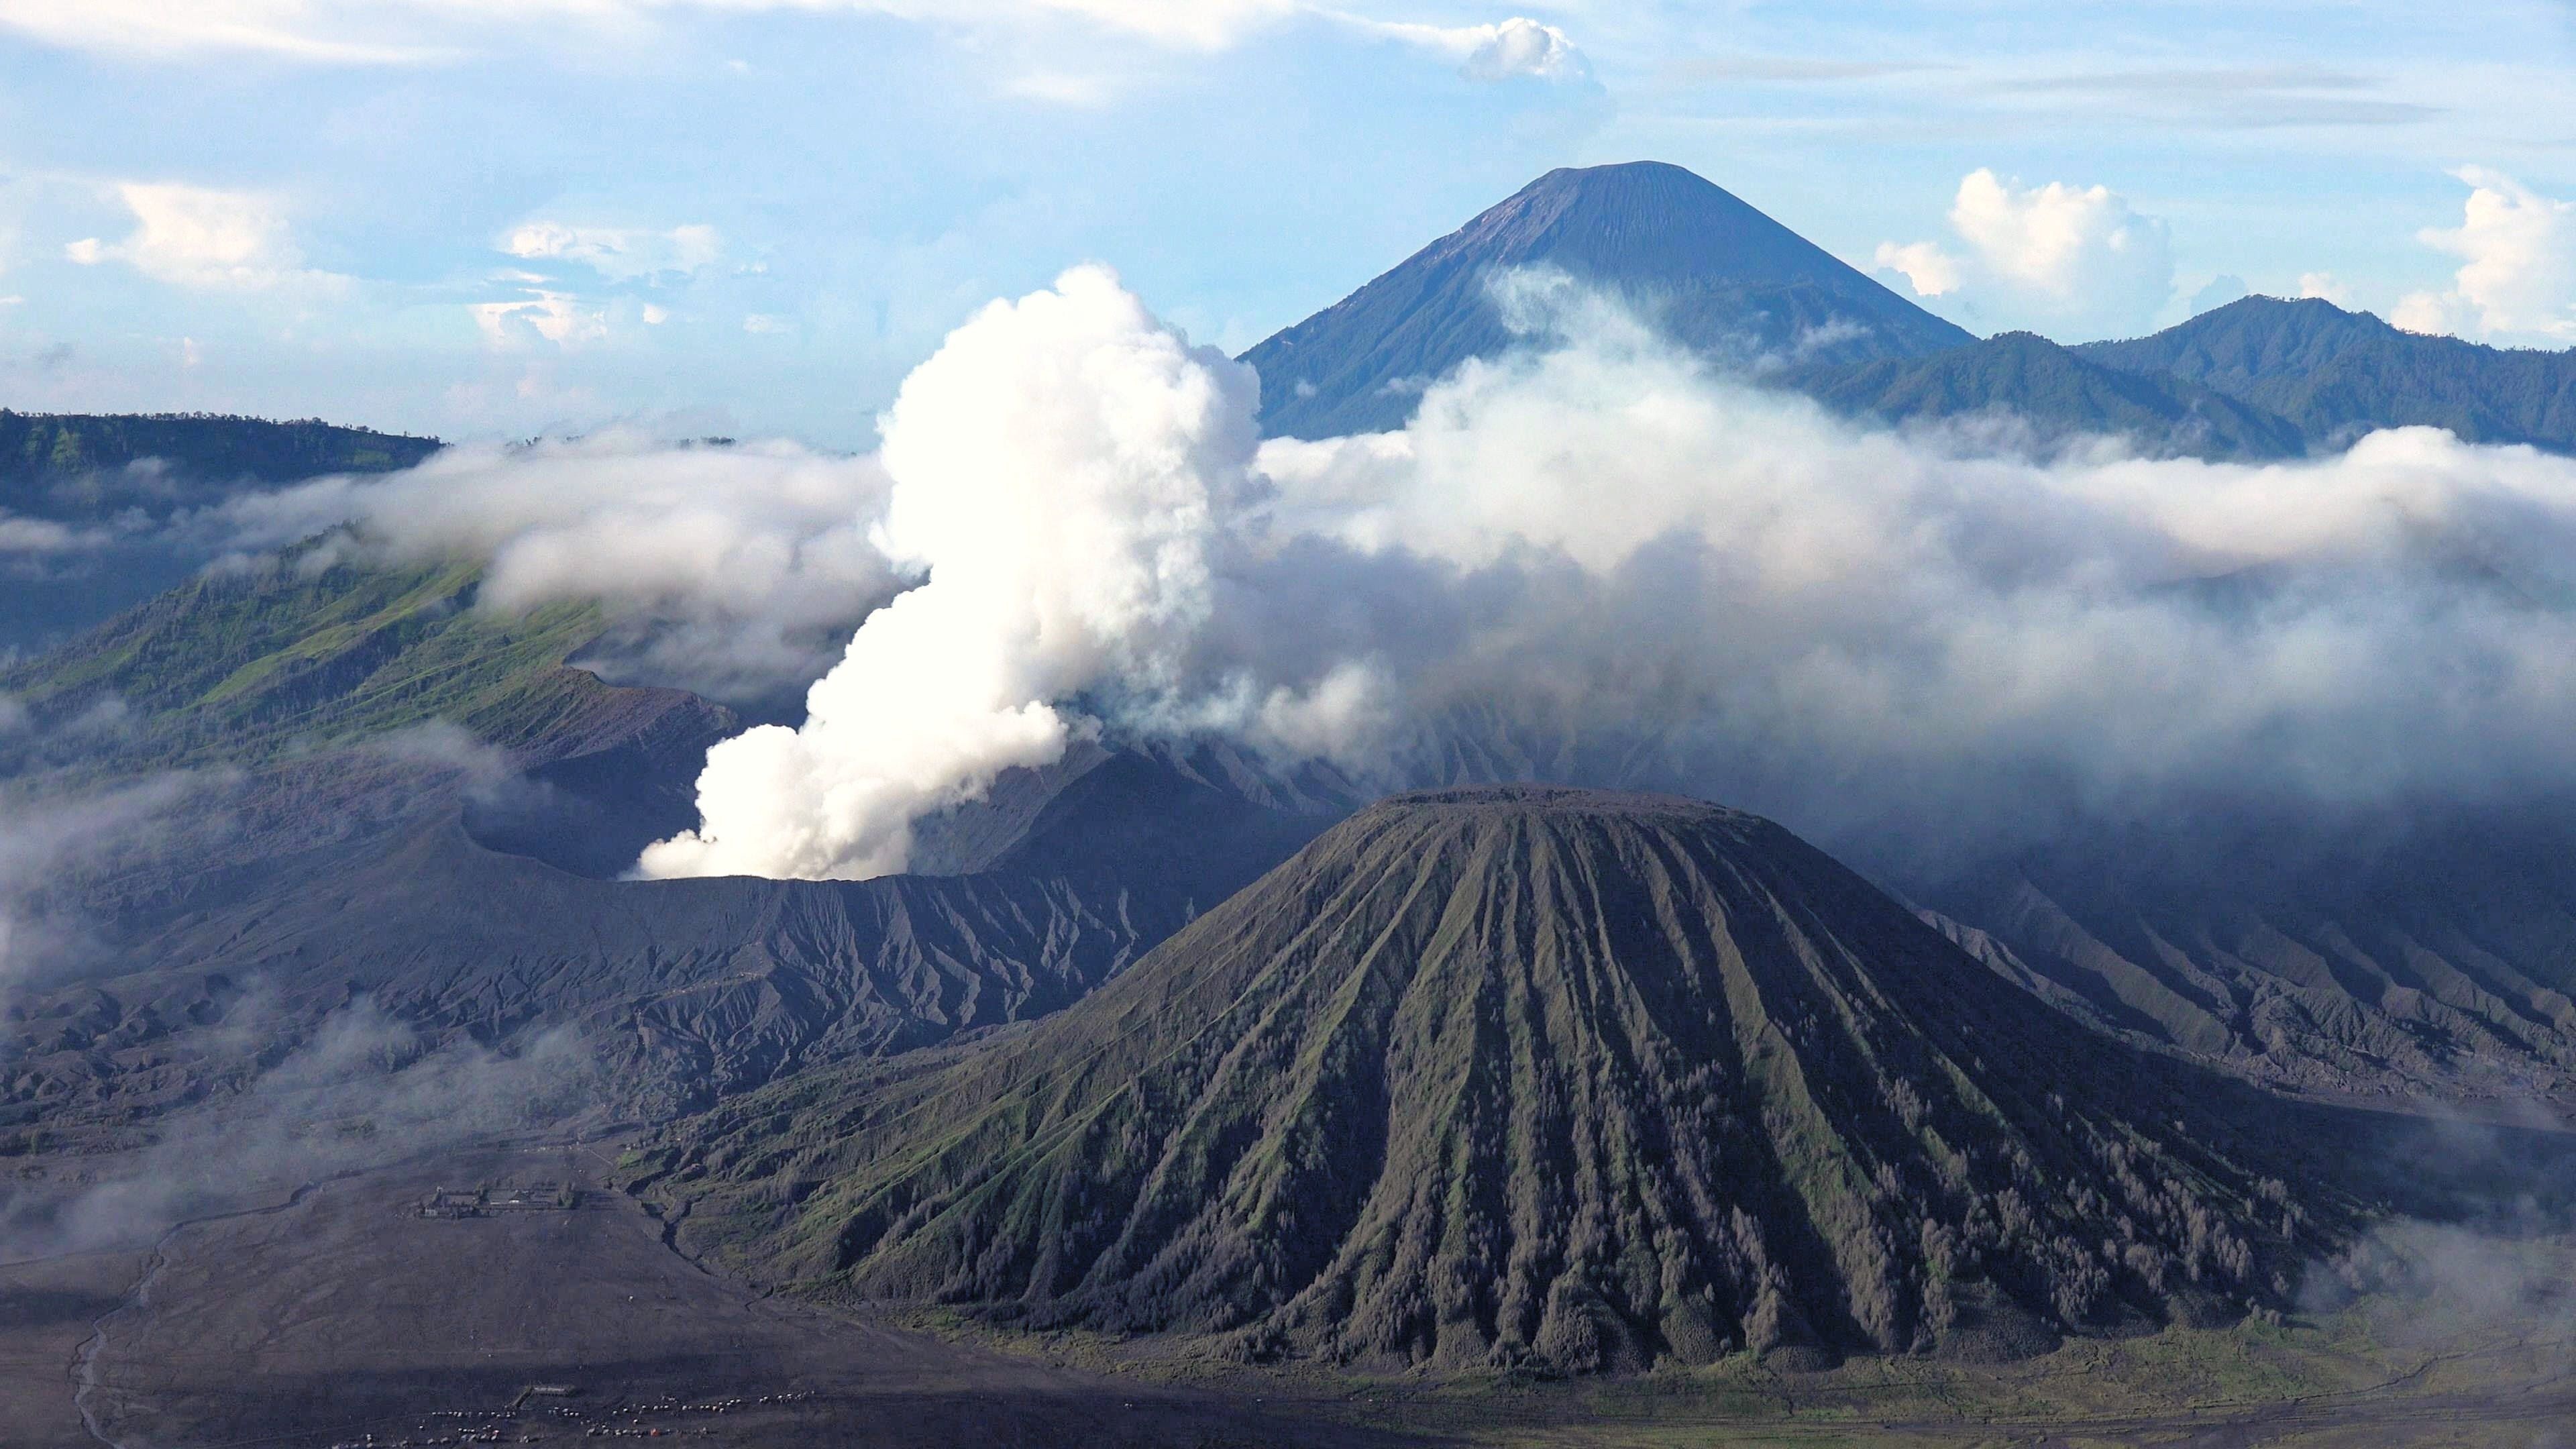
[{"xmin": 1, "ymin": 0, "xmax": 2571, "ymax": 447}]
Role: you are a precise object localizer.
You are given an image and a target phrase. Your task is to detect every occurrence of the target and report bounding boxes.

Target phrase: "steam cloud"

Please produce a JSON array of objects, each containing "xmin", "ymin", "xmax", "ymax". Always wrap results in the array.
[
  {"xmin": 633, "ymin": 264, "xmax": 2576, "ymax": 881},
  {"xmin": 637, "ymin": 268, "xmax": 1263, "ymax": 879}
]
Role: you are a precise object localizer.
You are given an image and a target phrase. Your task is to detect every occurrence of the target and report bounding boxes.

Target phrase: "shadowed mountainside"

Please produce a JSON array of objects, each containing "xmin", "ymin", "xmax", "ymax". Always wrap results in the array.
[
  {"xmin": 3, "ymin": 752, "xmax": 1332, "ymax": 1140},
  {"xmin": 1798, "ymin": 331, "xmax": 2310, "ymax": 460},
  {"xmin": 0, "ymin": 412, "xmax": 437, "ymax": 519},
  {"xmin": 1925, "ymin": 810, "xmax": 2576, "ymax": 1102},
  {"xmin": 0, "ymin": 413, "xmax": 443, "ymax": 657},
  {"xmin": 637, "ymin": 787, "xmax": 2345, "ymax": 1373},
  {"xmin": 2077, "ymin": 297, "xmax": 2576, "ymax": 453},
  {"xmin": 1376, "ymin": 716, "xmax": 2576, "ymax": 1105},
  {"xmin": 1243, "ymin": 161, "xmax": 1971, "ymax": 439},
  {"xmin": 0, "ymin": 555, "xmax": 1340, "ymax": 1140}
]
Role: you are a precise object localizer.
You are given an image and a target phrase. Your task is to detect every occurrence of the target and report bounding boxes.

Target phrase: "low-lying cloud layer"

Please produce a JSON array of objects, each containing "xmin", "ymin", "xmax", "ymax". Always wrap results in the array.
[
  {"xmin": 222, "ymin": 433, "xmax": 902, "ymax": 700},
  {"xmin": 0, "ymin": 994, "xmax": 598, "ymax": 1260},
  {"xmin": 0, "ymin": 767, "xmax": 223, "ymax": 995},
  {"xmin": 627, "ymin": 264, "xmax": 2576, "ymax": 881},
  {"xmin": 23, "ymin": 262, "xmax": 2574, "ymax": 888}
]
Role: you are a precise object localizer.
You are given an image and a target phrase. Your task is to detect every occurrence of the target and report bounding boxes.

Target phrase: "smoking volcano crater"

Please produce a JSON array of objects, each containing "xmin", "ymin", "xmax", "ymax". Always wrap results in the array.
[{"xmin": 642, "ymin": 786, "xmax": 2349, "ymax": 1371}]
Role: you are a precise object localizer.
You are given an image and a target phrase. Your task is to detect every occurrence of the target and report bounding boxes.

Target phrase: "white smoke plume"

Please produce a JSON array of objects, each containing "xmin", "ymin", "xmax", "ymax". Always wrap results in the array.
[
  {"xmin": 220, "ymin": 432, "xmax": 903, "ymax": 700},
  {"xmin": 638, "ymin": 265, "xmax": 2576, "ymax": 882},
  {"xmin": 637, "ymin": 266, "xmax": 1260, "ymax": 879}
]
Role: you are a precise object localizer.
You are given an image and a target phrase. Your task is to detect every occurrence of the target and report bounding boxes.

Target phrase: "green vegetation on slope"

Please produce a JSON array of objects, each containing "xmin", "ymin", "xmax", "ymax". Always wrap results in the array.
[
  {"xmin": 2077, "ymin": 297, "xmax": 2576, "ymax": 453},
  {"xmin": 635, "ymin": 786, "xmax": 2347, "ymax": 1376},
  {"xmin": 0, "ymin": 542, "xmax": 623, "ymax": 771},
  {"xmin": 0, "ymin": 411, "xmax": 440, "ymax": 520},
  {"xmin": 1799, "ymin": 332, "xmax": 2310, "ymax": 460}
]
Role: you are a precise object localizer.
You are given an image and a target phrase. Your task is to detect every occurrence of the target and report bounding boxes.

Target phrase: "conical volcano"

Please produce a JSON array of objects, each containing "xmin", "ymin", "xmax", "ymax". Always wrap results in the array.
[
  {"xmin": 644, "ymin": 787, "xmax": 2336, "ymax": 1371},
  {"xmin": 1244, "ymin": 161, "xmax": 1972, "ymax": 438}
]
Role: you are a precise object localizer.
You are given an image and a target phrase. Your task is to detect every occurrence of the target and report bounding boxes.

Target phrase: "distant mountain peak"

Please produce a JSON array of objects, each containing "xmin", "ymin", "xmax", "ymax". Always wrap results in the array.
[
  {"xmin": 1440, "ymin": 162, "xmax": 1835, "ymax": 277},
  {"xmin": 1242, "ymin": 160, "xmax": 1971, "ymax": 439}
]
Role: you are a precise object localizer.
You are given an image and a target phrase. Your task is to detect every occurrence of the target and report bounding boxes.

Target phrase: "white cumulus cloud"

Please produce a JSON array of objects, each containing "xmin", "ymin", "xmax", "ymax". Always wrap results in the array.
[
  {"xmin": 62, "ymin": 182, "xmax": 329, "ymax": 291},
  {"xmin": 1878, "ymin": 168, "xmax": 2176, "ymax": 339},
  {"xmin": 1326, "ymin": 11, "xmax": 1589, "ymax": 82},
  {"xmin": 2394, "ymin": 168, "xmax": 2575, "ymax": 344},
  {"xmin": 468, "ymin": 290, "xmax": 608, "ymax": 348},
  {"xmin": 2298, "ymin": 271, "xmax": 2355, "ymax": 307},
  {"xmin": 1872, "ymin": 239, "xmax": 1962, "ymax": 299}
]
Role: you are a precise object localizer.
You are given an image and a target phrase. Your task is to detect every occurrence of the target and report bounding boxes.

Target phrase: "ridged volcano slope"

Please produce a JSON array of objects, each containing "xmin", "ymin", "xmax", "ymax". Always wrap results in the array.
[{"xmin": 643, "ymin": 788, "xmax": 2339, "ymax": 1372}]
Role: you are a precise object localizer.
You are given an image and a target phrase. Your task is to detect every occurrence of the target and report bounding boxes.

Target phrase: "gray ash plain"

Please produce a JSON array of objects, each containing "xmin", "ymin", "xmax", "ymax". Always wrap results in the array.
[{"xmin": 11, "ymin": 1140, "xmax": 1411, "ymax": 1449}]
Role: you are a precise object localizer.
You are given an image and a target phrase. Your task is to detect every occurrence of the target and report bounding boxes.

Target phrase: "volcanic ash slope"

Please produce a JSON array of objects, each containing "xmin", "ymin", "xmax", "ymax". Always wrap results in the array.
[{"xmin": 643, "ymin": 786, "xmax": 2338, "ymax": 1372}]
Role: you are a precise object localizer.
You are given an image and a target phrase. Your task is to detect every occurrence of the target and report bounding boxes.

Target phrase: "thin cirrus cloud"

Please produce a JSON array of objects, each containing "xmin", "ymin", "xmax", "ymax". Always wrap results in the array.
[
  {"xmin": 1875, "ymin": 168, "xmax": 2175, "ymax": 340},
  {"xmin": 2395, "ymin": 167, "xmax": 2576, "ymax": 344},
  {"xmin": 500, "ymin": 221, "xmax": 722, "ymax": 281},
  {"xmin": 1991, "ymin": 65, "xmax": 2443, "ymax": 129},
  {"xmin": 0, "ymin": 0, "xmax": 1568, "ymax": 65},
  {"xmin": 0, "ymin": 0, "xmax": 439, "ymax": 62},
  {"xmin": 1656, "ymin": 56, "xmax": 1951, "ymax": 85}
]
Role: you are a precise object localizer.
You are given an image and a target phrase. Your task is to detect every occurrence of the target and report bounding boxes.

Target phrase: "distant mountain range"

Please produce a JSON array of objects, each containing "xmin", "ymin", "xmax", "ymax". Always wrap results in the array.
[
  {"xmin": 1242, "ymin": 162, "xmax": 2576, "ymax": 462},
  {"xmin": 2077, "ymin": 296, "xmax": 2576, "ymax": 453},
  {"xmin": 0, "ymin": 413, "xmax": 441, "ymax": 658},
  {"xmin": 0, "ymin": 411, "xmax": 438, "ymax": 521},
  {"xmin": 1793, "ymin": 329, "xmax": 2312, "ymax": 460}
]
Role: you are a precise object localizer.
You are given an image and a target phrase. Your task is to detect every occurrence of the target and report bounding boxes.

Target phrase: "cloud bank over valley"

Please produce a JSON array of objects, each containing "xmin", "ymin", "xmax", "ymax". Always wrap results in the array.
[
  {"xmin": 23, "ymin": 263, "xmax": 2576, "ymax": 892},
  {"xmin": 587, "ymin": 266, "xmax": 2576, "ymax": 881}
]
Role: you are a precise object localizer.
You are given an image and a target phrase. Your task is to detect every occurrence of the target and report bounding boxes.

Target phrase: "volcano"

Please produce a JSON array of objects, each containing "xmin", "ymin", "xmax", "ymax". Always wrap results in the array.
[
  {"xmin": 642, "ymin": 786, "xmax": 2340, "ymax": 1371},
  {"xmin": 1242, "ymin": 161, "xmax": 1972, "ymax": 438}
]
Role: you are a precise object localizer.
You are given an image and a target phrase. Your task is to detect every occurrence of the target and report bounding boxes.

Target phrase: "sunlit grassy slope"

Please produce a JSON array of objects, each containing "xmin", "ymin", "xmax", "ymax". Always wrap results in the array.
[{"xmin": 0, "ymin": 543, "xmax": 619, "ymax": 771}]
